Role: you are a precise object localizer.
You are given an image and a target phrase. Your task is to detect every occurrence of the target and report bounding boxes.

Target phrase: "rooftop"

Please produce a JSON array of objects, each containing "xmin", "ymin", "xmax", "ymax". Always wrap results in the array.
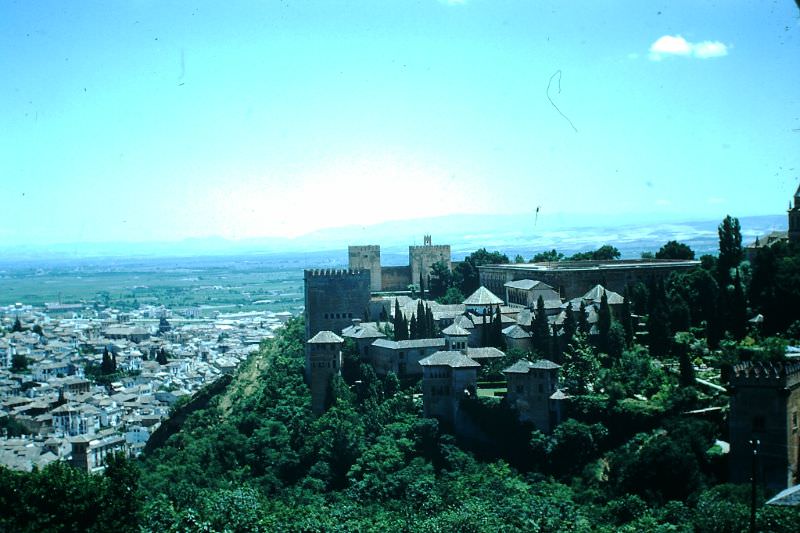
[{"xmin": 420, "ymin": 351, "xmax": 481, "ymax": 368}]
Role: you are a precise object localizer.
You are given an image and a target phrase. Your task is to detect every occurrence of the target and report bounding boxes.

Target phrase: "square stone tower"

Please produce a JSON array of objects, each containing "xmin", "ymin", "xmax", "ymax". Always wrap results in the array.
[
  {"xmin": 306, "ymin": 331, "xmax": 344, "ymax": 415},
  {"xmin": 304, "ymin": 269, "xmax": 371, "ymax": 342},
  {"xmin": 729, "ymin": 361, "xmax": 800, "ymax": 493},
  {"xmin": 348, "ymin": 245, "xmax": 382, "ymax": 292},
  {"xmin": 409, "ymin": 235, "xmax": 451, "ymax": 291}
]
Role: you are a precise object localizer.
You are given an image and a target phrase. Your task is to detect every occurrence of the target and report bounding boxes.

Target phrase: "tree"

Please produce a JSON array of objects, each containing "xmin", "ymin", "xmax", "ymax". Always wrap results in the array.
[
  {"xmin": 428, "ymin": 260, "xmax": 453, "ymax": 299},
  {"xmin": 577, "ymin": 301, "xmax": 589, "ymax": 335},
  {"xmin": 656, "ymin": 240, "xmax": 695, "ymax": 260},
  {"xmin": 532, "ymin": 249, "xmax": 564, "ymax": 263},
  {"xmin": 513, "ymin": 254, "xmax": 525, "ymax": 264},
  {"xmin": 569, "ymin": 245, "xmax": 621, "ymax": 261},
  {"xmin": 31, "ymin": 324, "xmax": 43, "ymax": 335},
  {"xmin": 647, "ymin": 279, "xmax": 672, "ymax": 358},
  {"xmin": 619, "ymin": 296, "xmax": 634, "ymax": 346},
  {"xmin": 101, "ymin": 347, "xmax": 116, "ymax": 375},
  {"xmin": 158, "ymin": 316, "xmax": 172, "ymax": 334},
  {"xmin": 492, "ymin": 306, "xmax": 504, "ymax": 349},
  {"xmin": 717, "ymin": 215, "xmax": 743, "ymax": 285},
  {"xmin": 674, "ymin": 332, "xmax": 696, "ymax": 387},
  {"xmin": 438, "ymin": 287, "xmax": 465, "ymax": 305},
  {"xmin": 532, "ymin": 296, "xmax": 551, "ymax": 357},
  {"xmin": 11, "ymin": 317, "xmax": 23, "ymax": 332},
  {"xmin": 730, "ymin": 271, "xmax": 748, "ymax": 340},
  {"xmin": 156, "ymin": 348, "xmax": 168, "ymax": 365},
  {"xmin": 454, "ymin": 248, "xmax": 510, "ymax": 295},
  {"xmin": 562, "ymin": 302, "xmax": 577, "ymax": 346},
  {"xmin": 597, "ymin": 290, "xmax": 612, "ymax": 355},
  {"xmin": 393, "ymin": 300, "xmax": 408, "ymax": 341},
  {"xmin": 11, "ymin": 353, "xmax": 28, "ymax": 372}
]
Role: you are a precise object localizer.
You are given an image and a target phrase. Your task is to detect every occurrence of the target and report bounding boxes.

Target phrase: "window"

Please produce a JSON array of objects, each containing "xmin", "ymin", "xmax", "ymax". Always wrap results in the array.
[{"xmin": 793, "ymin": 411, "xmax": 798, "ymax": 432}]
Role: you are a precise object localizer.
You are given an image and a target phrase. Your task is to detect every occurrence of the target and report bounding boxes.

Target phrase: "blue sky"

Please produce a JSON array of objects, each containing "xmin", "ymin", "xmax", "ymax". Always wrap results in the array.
[{"xmin": 1, "ymin": 0, "xmax": 799, "ymax": 246}]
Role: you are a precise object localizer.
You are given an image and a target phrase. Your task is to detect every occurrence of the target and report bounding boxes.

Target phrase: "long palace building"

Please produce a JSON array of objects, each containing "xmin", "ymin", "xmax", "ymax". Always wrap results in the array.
[{"xmin": 478, "ymin": 259, "xmax": 699, "ymax": 300}]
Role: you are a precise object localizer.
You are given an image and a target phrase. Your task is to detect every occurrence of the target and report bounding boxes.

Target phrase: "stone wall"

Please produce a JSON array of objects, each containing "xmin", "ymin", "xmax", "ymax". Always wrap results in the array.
[{"xmin": 381, "ymin": 266, "xmax": 412, "ymax": 291}]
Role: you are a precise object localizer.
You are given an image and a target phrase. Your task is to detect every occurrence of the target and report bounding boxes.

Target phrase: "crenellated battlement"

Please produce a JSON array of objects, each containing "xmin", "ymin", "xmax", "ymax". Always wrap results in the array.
[
  {"xmin": 304, "ymin": 269, "xmax": 369, "ymax": 278},
  {"xmin": 409, "ymin": 244, "xmax": 451, "ymax": 253},
  {"xmin": 731, "ymin": 361, "xmax": 800, "ymax": 388}
]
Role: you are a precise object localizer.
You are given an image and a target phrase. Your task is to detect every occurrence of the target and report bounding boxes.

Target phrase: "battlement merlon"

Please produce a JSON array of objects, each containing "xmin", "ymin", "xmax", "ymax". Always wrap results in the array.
[
  {"xmin": 304, "ymin": 269, "xmax": 370, "ymax": 278},
  {"xmin": 730, "ymin": 361, "xmax": 800, "ymax": 389},
  {"xmin": 409, "ymin": 244, "xmax": 451, "ymax": 254}
]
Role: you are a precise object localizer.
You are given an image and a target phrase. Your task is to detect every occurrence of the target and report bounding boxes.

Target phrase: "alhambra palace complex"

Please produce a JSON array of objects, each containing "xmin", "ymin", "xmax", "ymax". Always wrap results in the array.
[{"xmin": 303, "ymin": 188, "xmax": 800, "ymax": 495}]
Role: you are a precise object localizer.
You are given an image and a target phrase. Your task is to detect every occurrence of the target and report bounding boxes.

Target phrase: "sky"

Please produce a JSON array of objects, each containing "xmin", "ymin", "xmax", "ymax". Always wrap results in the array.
[{"xmin": 1, "ymin": 0, "xmax": 799, "ymax": 247}]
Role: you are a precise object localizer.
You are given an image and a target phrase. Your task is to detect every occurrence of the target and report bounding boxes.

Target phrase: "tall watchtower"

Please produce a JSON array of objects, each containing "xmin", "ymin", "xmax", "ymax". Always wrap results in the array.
[
  {"xmin": 348, "ymin": 245, "xmax": 382, "ymax": 292},
  {"xmin": 409, "ymin": 235, "xmax": 451, "ymax": 291},
  {"xmin": 306, "ymin": 331, "xmax": 344, "ymax": 415},
  {"xmin": 728, "ymin": 361, "xmax": 800, "ymax": 493},
  {"xmin": 788, "ymin": 184, "xmax": 800, "ymax": 244},
  {"xmin": 304, "ymin": 269, "xmax": 371, "ymax": 342}
]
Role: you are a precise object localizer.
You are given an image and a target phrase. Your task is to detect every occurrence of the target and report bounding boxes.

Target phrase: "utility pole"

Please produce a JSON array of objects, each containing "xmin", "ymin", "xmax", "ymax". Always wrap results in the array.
[{"xmin": 749, "ymin": 438, "xmax": 760, "ymax": 533}]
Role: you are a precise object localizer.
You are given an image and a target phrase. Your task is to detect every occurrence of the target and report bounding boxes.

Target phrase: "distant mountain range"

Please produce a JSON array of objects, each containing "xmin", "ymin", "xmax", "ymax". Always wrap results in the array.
[{"xmin": 0, "ymin": 213, "xmax": 787, "ymax": 267}]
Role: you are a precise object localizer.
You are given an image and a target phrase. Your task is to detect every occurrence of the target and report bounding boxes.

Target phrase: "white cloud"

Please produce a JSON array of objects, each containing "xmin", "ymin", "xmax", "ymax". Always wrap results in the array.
[
  {"xmin": 693, "ymin": 41, "xmax": 729, "ymax": 59},
  {"xmin": 649, "ymin": 35, "xmax": 728, "ymax": 61}
]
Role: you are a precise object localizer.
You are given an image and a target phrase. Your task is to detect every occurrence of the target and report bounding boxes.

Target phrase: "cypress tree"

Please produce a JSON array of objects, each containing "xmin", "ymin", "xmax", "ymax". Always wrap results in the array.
[
  {"xmin": 393, "ymin": 300, "xmax": 404, "ymax": 340},
  {"xmin": 578, "ymin": 301, "xmax": 589, "ymax": 335},
  {"xmin": 551, "ymin": 322, "xmax": 562, "ymax": 363},
  {"xmin": 417, "ymin": 300, "xmax": 427, "ymax": 337},
  {"xmin": 717, "ymin": 215, "xmax": 743, "ymax": 287},
  {"xmin": 563, "ymin": 302, "xmax": 577, "ymax": 345},
  {"xmin": 493, "ymin": 306, "xmax": 504, "ymax": 348},
  {"xmin": 409, "ymin": 314, "xmax": 418, "ymax": 340},
  {"xmin": 620, "ymin": 296, "xmax": 634, "ymax": 346},
  {"xmin": 731, "ymin": 271, "xmax": 748, "ymax": 340},
  {"xmin": 425, "ymin": 304, "xmax": 436, "ymax": 338},
  {"xmin": 533, "ymin": 296, "xmax": 551, "ymax": 357},
  {"xmin": 597, "ymin": 290, "xmax": 612, "ymax": 354}
]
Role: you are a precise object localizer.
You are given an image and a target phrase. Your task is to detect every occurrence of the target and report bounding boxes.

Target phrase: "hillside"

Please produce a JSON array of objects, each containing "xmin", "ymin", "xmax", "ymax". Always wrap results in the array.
[{"xmin": 131, "ymin": 315, "xmax": 798, "ymax": 532}]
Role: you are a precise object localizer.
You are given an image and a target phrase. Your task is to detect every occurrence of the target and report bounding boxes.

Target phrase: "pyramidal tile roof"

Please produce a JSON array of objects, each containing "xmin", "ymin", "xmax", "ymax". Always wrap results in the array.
[
  {"xmin": 503, "ymin": 358, "xmax": 561, "ymax": 374},
  {"xmin": 463, "ymin": 286, "xmax": 504, "ymax": 306},
  {"xmin": 442, "ymin": 323, "xmax": 471, "ymax": 336},
  {"xmin": 307, "ymin": 331, "xmax": 344, "ymax": 344},
  {"xmin": 420, "ymin": 351, "xmax": 480, "ymax": 368}
]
